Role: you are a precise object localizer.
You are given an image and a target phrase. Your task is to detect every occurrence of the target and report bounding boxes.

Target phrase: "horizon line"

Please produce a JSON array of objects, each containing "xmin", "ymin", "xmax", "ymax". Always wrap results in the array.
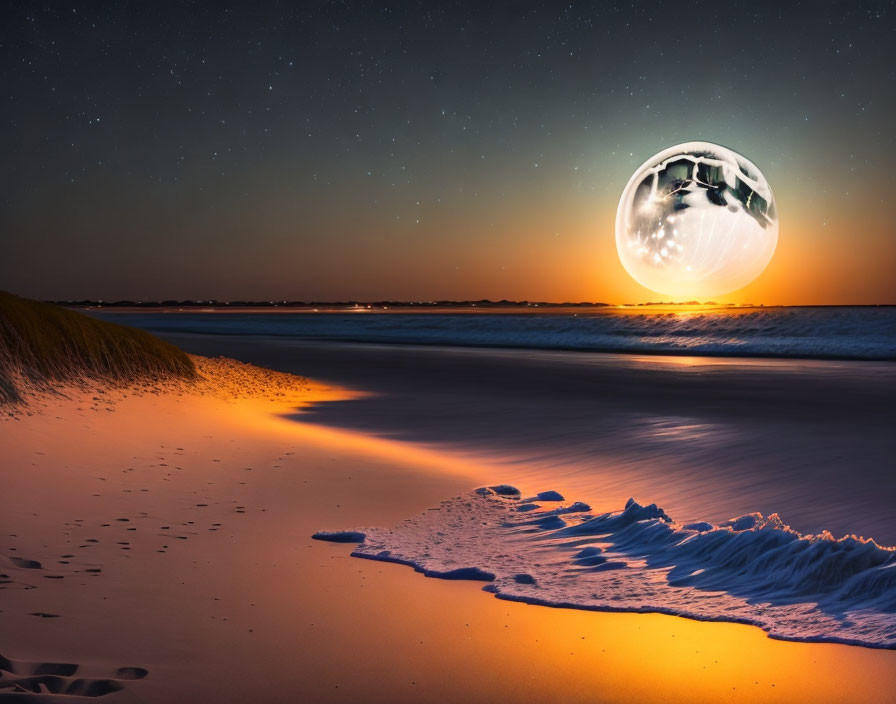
[{"xmin": 51, "ymin": 299, "xmax": 896, "ymax": 309}]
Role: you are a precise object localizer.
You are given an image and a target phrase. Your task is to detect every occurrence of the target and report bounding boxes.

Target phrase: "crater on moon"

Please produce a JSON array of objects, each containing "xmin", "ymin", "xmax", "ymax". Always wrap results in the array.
[{"xmin": 616, "ymin": 142, "xmax": 778, "ymax": 299}]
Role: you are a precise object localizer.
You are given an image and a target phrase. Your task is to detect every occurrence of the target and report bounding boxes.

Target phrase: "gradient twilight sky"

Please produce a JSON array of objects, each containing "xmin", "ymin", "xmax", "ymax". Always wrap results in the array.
[{"xmin": 2, "ymin": 2, "xmax": 894, "ymax": 304}]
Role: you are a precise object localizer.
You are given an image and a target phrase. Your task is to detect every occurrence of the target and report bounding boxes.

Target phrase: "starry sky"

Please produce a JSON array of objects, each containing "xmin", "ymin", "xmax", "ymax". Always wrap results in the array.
[{"xmin": 2, "ymin": 1, "xmax": 894, "ymax": 304}]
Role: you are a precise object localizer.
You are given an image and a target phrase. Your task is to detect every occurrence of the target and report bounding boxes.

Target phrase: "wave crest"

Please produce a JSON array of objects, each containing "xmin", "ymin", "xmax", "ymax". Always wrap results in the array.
[{"xmin": 324, "ymin": 488, "xmax": 896, "ymax": 648}]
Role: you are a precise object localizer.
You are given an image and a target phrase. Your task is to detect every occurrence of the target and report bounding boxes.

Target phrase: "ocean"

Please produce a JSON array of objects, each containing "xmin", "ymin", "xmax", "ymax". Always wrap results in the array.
[{"xmin": 90, "ymin": 305, "xmax": 896, "ymax": 361}]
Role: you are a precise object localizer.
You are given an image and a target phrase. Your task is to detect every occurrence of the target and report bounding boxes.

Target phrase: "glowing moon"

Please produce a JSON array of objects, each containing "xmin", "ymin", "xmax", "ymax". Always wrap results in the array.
[{"xmin": 615, "ymin": 142, "xmax": 778, "ymax": 299}]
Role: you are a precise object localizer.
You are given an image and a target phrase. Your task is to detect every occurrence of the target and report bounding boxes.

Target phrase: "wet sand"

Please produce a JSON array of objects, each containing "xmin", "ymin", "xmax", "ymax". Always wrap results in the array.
[
  {"xmin": 1, "ymin": 355, "xmax": 895, "ymax": 702},
  {"xmin": 158, "ymin": 333, "xmax": 896, "ymax": 544}
]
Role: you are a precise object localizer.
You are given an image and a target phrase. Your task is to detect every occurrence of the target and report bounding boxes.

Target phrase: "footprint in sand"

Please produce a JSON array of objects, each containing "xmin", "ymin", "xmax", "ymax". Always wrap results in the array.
[{"xmin": 0, "ymin": 651, "xmax": 147, "ymax": 698}]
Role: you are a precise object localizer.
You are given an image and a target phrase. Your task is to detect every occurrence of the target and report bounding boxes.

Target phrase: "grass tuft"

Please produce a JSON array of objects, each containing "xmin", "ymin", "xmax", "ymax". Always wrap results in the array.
[{"xmin": 0, "ymin": 291, "xmax": 195, "ymax": 403}]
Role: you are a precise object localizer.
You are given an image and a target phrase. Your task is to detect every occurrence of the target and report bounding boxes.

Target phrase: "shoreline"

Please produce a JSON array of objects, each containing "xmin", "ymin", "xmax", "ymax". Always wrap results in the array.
[{"xmin": 333, "ymin": 487, "xmax": 896, "ymax": 650}]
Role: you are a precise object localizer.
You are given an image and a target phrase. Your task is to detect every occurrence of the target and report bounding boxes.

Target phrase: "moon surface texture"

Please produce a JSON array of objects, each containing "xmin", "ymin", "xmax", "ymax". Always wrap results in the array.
[{"xmin": 615, "ymin": 142, "xmax": 778, "ymax": 299}]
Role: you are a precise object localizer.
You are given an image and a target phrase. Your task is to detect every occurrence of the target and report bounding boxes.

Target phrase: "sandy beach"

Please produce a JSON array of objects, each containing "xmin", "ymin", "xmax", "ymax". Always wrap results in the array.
[{"xmin": 2, "ymin": 351, "xmax": 895, "ymax": 703}]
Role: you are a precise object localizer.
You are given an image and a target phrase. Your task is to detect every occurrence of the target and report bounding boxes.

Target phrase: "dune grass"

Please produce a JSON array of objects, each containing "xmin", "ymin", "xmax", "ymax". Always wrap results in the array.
[{"xmin": 0, "ymin": 292, "xmax": 195, "ymax": 403}]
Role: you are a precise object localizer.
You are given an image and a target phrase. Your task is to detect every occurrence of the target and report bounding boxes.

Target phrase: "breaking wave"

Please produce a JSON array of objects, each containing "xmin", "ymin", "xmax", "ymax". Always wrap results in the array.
[
  {"xmin": 314, "ymin": 488, "xmax": 896, "ymax": 649},
  {"xmin": 95, "ymin": 306, "xmax": 896, "ymax": 360}
]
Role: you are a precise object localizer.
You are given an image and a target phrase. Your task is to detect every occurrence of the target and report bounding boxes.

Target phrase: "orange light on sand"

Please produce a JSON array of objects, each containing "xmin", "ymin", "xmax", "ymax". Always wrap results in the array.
[{"xmin": 8, "ymin": 370, "xmax": 893, "ymax": 704}]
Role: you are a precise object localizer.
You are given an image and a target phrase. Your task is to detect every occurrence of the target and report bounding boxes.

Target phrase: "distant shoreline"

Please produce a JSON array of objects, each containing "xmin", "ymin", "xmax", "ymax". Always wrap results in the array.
[{"xmin": 58, "ymin": 301, "xmax": 896, "ymax": 315}]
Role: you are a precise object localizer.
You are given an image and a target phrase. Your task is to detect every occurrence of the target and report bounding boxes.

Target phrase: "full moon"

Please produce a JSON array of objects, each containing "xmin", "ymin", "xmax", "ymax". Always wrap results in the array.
[{"xmin": 615, "ymin": 142, "xmax": 778, "ymax": 299}]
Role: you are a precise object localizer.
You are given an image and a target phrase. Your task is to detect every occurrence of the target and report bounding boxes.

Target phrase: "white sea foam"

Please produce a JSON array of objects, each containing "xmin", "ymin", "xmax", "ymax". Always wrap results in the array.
[{"xmin": 322, "ymin": 488, "xmax": 896, "ymax": 649}]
